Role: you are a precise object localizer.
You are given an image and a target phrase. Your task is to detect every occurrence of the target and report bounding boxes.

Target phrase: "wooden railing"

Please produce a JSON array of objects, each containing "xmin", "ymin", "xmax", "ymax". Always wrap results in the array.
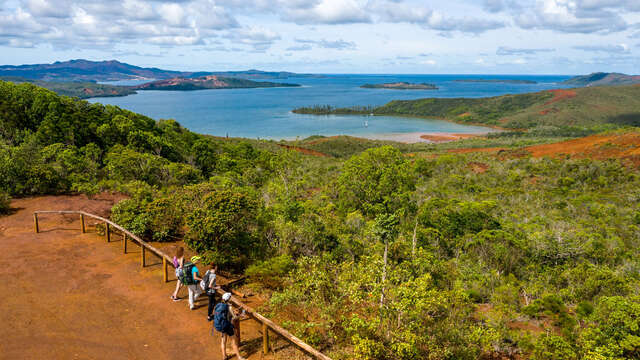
[{"xmin": 33, "ymin": 210, "xmax": 332, "ymax": 360}]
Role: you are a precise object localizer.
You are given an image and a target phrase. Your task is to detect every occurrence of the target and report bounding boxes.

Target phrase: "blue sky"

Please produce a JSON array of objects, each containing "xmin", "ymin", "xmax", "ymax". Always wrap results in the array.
[{"xmin": 0, "ymin": 0, "xmax": 638, "ymax": 74}]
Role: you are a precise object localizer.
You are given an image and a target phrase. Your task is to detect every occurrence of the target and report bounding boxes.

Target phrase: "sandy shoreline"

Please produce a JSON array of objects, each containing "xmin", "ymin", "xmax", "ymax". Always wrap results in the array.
[
  {"xmin": 364, "ymin": 132, "xmax": 489, "ymax": 144},
  {"xmin": 274, "ymin": 131, "xmax": 494, "ymax": 143}
]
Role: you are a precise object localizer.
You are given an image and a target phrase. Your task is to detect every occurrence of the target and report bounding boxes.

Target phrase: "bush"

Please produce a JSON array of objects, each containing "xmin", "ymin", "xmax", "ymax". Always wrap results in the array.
[
  {"xmin": 185, "ymin": 188, "xmax": 260, "ymax": 268},
  {"xmin": 0, "ymin": 191, "xmax": 10, "ymax": 214},
  {"xmin": 580, "ymin": 296, "xmax": 640, "ymax": 359},
  {"xmin": 533, "ymin": 334, "xmax": 577, "ymax": 360},
  {"xmin": 246, "ymin": 254, "xmax": 294, "ymax": 289}
]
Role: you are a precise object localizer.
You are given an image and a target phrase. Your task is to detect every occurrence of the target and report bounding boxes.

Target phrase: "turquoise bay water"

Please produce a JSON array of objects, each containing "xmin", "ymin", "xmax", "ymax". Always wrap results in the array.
[{"xmin": 90, "ymin": 74, "xmax": 571, "ymax": 140}]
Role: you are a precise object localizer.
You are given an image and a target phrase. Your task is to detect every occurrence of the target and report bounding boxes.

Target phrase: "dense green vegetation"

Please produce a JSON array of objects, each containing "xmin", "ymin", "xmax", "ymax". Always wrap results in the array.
[
  {"xmin": 3, "ymin": 80, "xmax": 640, "ymax": 359},
  {"xmin": 0, "ymin": 76, "xmax": 135, "ymax": 99},
  {"xmin": 294, "ymin": 85, "xmax": 640, "ymax": 130}
]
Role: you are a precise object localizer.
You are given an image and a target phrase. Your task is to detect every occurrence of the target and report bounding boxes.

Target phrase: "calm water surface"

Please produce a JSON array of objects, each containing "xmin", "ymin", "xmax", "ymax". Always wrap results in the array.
[{"xmin": 91, "ymin": 74, "xmax": 572, "ymax": 140}]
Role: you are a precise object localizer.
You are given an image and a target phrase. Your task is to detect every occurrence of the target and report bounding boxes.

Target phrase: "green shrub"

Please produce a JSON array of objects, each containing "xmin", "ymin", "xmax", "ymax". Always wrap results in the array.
[
  {"xmin": 533, "ymin": 334, "xmax": 578, "ymax": 360},
  {"xmin": 246, "ymin": 254, "xmax": 294, "ymax": 289},
  {"xmin": 580, "ymin": 296, "xmax": 640, "ymax": 359},
  {"xmin": 0, "ymin": 191, "xmax": 10, "ymax": 214},
  {"xmin": 185, "ymin": 188, "xmax": 260, "ymax": 268}
]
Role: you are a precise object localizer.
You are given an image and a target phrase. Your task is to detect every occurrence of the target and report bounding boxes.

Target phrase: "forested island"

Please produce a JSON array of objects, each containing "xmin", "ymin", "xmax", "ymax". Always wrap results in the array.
[
  {"xmin": 0, "ymin": 76, "xmax": 135, "ymax": 99},
  {"xmin": 361, "ymin": 81, "xmax": 438, "ymax": 90},
  {"xmin": 3, "ymin": 80, "xmax": 640, "ymax": 359},
  {"xmin": 454, "ymin": 79, "xmax": 537, "ymax": 84},
  {"xmin": 132, "ymin": 75, "xmax": 300, "ymax": 91}
]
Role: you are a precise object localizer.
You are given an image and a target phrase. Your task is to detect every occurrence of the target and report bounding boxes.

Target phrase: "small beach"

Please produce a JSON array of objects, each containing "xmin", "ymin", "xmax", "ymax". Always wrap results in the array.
[{"xmin": 365, "ymin": 132, "xmax": 487, "ymax": 143}]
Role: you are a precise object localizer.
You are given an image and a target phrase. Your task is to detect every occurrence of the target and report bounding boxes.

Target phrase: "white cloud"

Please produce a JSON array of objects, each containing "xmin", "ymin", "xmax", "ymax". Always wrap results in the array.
[
  {"xmin": 0, "ymin": 38, "xmax": 35, "ymax": 47},
  {"xmin": 285, "ymin": 0, "xmax": 371, "ymax": 24},
  {"xmin": 573, "ymin": 43, "xmax": 631, "ymax": 53},
  {"xmin": 159, "ymin": 3, "xmax": 187, "ymax": 27},
  {"xmin": 515, "ymin": 0, "xmax": 629, "ymax": 33},
  {"xmin": 226, "ymin": 26, "xmax": 281, "ymax": 50},
  {"xmin": 497, "ymin": 46, "xmax": 555, "ymax": 55},
  {"xmin": 294, "ymin": 38, "xmax": 356, "ymax": 50},
  {"xmin": 27, "ymin": 0, "xmax": 71, "ymax": 18}
]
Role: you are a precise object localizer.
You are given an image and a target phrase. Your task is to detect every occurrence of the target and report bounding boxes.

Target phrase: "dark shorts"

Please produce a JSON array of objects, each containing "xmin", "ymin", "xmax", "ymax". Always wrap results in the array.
[{"xmin": 219, "ymin": 324, "xmax": 234, "ymax": 337}]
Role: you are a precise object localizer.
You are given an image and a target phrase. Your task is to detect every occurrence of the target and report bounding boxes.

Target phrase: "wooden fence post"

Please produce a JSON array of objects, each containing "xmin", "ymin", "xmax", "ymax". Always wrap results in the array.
[
  {"xmin": 123, "ymin": 234, "xmax": 127, "ymax": 254},
  {"xmin": 34, "ymin": 213, "xmax": 39, "ymax": 233},
  {"xmin": 163, "ymin": 257, "xmax": 168, "ymax": 283},
  {"xmin": 141, "ymin": 245, "xmax": 146, "ymax": 267},
  {"xmin": 262, "ymin": 322, "xmax": 269, "ymax": 354},
  {"xmin": 106, "ymin": 223, "xmax": 111, "ymax": 242},
  {"xmin": 80, "ymin": 214, "xmax": 85, "ymax": 233}
]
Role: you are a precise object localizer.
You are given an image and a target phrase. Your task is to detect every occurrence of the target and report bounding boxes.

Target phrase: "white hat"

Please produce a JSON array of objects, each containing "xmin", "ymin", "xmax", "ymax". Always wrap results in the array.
[{"xmin": 222, "ymin": 292, "xmax": 232, "ymax": 301}]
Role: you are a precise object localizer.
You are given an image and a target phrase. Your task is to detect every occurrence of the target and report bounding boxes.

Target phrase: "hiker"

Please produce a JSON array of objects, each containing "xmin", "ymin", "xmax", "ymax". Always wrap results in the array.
[
  {"xmin": 170, "ymin": 247, "xmax": 185, "ymax": 301},
  {"xmin": 186, "ymin": 256, "xmax": 204, "ymax": 310},
  {"xmin": 203, "ymin": 262, "xmax": 220, "ymax": 321},
  {"xmin": 214, "ymin": 292, "xmax": 245, "ymax": 360}
]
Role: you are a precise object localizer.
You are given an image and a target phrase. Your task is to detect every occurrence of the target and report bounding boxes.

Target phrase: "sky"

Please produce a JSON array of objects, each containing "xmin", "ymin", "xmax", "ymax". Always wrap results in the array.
[{"xmin": 0, "ymin": 0, "xmax": 639, "ymax": 74}]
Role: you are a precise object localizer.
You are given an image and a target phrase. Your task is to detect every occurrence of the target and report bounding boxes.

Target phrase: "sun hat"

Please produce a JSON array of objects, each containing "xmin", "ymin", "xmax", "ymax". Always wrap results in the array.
[
  {"xmin": 191, "ymin": 255, "xmax": 202, "ymax": 263},
  {"xmin": 222, "ymin": 292, "xmax": 232, "ymax": 301}
]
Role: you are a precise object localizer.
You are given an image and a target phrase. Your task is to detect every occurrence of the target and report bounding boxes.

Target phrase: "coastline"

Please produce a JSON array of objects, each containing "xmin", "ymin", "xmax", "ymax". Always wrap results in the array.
[{"xmin": 355, "ymin": 131, "xmax": 489, "ymax": 144}]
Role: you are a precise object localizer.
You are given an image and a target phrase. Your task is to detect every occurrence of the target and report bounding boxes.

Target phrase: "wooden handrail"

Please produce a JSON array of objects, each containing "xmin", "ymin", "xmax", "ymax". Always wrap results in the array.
[{"xmin": 32, "ymin": 210, "xmax": 332, "ymax": 360}]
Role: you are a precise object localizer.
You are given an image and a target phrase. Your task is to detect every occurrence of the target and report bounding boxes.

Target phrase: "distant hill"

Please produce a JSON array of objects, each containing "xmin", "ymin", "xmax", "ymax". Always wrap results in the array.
[
  {"xmin": 207, "ymin": 69, "xmax": 321, "ymax": 79},
  {"xmin": 132, "ymin": 75, "xmax": 300, "ymax": 91},
  {"xmin": 0, "ymin": 76, "xmax": 135, "ymax": 99},
  {"xmin": 563, "ymin": 72, "xmax": 640, "ymax": 86},
  {"xmin": 294, "ymin": 85, "xmax": 640, "ymax": 129},
  {"xmin": 0, "ymin": 59, "xmax": 317, "ymax": 82},
  {"xmin": 361, "ymin": 82, "xmax": 438, "ymax": 90}
]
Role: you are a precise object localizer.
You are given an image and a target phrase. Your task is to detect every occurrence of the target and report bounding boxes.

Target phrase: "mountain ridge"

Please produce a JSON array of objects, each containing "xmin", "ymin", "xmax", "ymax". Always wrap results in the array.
[
  {"xmin": 563, "ymin": 72, "xmax": 640, "ymax": 86},
  {"xmin": 0, "ymin": 59, "xmax": 317, "ymax": 82}
]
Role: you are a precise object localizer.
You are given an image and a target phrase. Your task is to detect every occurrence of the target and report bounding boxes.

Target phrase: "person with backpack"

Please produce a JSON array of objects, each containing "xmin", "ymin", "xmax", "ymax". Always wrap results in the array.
[
  {"xmin": 202, "ymin": 262, "xmax": 220, "ymax": 321},
  {"xmin": 170, "ymin": 247, "xmax": 185, "ymax": 301},
  {"xmin": 181, "ymin": 256, "xmax": 203, "ymax": 310},
  {"xmin": 214, "ymin": 292, "xmax": 245, "ymax": 360}
]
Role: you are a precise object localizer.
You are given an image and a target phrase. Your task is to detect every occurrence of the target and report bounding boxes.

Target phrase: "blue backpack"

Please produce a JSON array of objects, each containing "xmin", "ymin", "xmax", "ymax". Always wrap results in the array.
[{"xmin": 214, "ymin": 303, "xmax": 231, "ymax": 332}]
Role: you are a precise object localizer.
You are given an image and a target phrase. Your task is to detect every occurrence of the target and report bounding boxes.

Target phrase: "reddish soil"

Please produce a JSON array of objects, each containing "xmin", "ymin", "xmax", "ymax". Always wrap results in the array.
[
  {"xmin": 468, "ymin": 162, "xmax": 489, "ymax": 173},
  {"xmin": 507, "ymin": 320, "xmax": 545, "ymax": 334},
  {"xmin": 448, "ymin": 132, "xmax": 640, "ymax": 167},
  {"xmin": 276, "ymin": 144, "xmax": 329, "ymax": 157},
  {"xmin": 0, "ymin": 194, "xmax": 308, "ymax": 360},
  {"xmin": 449, "ymin": 147, "xmax": 507, "ymax": 154},
  {"xmin": 544, "ymin": 89, "xmax": 576, "ymax": 105},
  {"xmin": 525, "ymin": 132, "xmax": 640, "ymax": 161},
  {"xmin": 539, "ymin": 108, "xmax": 558, "ymax": 115},
  {"xmin": 420, "ymin": 133, "xmax": 478, "ymax": 143}
]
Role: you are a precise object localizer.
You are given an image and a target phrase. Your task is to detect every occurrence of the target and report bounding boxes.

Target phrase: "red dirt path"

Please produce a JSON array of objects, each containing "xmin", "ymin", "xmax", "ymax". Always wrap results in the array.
[{"xmin": 0, "ymin": 194, "xmax": 305, "ymax": 360}]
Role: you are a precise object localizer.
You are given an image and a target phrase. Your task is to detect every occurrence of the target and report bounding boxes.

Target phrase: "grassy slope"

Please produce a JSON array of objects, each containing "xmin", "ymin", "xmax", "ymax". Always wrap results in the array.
[{"xmin": 294, "ymin": 85, "xmax": 640, "ymax": 129}]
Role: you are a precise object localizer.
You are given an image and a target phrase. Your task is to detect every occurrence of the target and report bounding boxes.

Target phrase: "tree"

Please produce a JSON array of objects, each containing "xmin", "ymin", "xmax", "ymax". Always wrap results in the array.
[
  {"xmin": 338, "ymin": 146, "xmax": 415, "ymax": 216},
  {"xmin": 185, "ymin": 188, "xmax": 259, "ymax": 267},
  {"xmin": 373, "ymin": 212, "xmax": 399, "ymax": 307}
]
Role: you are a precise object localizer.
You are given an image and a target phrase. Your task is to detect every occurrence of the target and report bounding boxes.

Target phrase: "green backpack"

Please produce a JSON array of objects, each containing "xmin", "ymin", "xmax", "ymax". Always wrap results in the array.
[{"xmin": 179, "ymin": 262, "xmax": 196, "ymax": 285}]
